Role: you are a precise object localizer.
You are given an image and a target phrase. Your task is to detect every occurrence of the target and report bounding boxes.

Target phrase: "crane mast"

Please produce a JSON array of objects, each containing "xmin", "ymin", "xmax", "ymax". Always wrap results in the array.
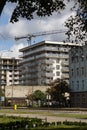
[{"xmin": 15, "ymin": 29, "xmax": 67, "ymax": 46}]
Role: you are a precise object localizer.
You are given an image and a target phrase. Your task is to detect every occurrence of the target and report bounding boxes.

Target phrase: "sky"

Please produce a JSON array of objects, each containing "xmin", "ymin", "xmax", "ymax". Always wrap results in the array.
[{"xmin": 0, "ymin": 1, "xmax": 75, "ymax": 58}]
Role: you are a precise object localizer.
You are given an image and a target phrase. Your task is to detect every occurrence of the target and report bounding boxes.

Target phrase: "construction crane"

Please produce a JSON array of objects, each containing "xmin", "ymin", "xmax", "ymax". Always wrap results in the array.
[{"xmin": 15, "ymin": 29, "xmax": 67, "ymax": 46}]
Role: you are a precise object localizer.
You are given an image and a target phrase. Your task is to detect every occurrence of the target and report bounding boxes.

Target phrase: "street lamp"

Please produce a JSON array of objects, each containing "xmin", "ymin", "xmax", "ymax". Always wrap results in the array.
[{"xmin": 11, "ymin": 57, "xmax": 15, "ymax": 106}]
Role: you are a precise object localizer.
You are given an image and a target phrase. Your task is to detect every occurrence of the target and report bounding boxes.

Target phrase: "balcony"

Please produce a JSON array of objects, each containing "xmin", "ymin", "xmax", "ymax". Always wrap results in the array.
[
  {"xmin": 46, "ymin": 53, "xmax": 69, "ymax": 59},
  {"xmin": 61, "ymin": 67, "xmax": 69, "ymax": 72},
  {"xmin": 19, "ymin": 54, "xmax": 47, "ymax": 63},
  {"xmin": 42, "ymin": 73, "xmax": 53, "ymax": 78},
  {"xmin": 61, "ymin": 74, "xmax": 69, "ymax": 79},
  {"xmin": 61, "ymin": 61, "xmax": 69, "ymax": 65},
  {"xmin": 42, "ymin": 60, "xmax": 53, "ymax": 65}
]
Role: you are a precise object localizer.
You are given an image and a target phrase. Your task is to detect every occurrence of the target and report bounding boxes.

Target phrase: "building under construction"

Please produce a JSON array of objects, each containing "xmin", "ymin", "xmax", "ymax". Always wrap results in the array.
[
  {"xmin": 0, "ymin": 57, "xmax": 20, "ymax": 86},
  {"xmin": 19, "ymin": 40, "xmax": 79, "ymax": 86}
]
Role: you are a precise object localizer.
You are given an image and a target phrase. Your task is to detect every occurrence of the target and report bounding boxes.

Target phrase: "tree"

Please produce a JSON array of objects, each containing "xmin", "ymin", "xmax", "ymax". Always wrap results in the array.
[
  {"xmin": 1, "ymin": 0, "xmax": 65, "ymax": 23},
  {"xmin": 47, "ymin": 78, "xmax": 69, "ymax": 107},
  {"xmin": 65, "ymin": 0, "xmax": 87, "ymax": 43},
  {"xmin": 0, "ymin": 0, "xmax": 87, "ymax": 42},
  {"xmin": 34, "ymin": 90, "xmax": 46, "ymax": 101},
  {"xmin": 33, "ymin": 90, "xmax": 46, "ymax": 107}
]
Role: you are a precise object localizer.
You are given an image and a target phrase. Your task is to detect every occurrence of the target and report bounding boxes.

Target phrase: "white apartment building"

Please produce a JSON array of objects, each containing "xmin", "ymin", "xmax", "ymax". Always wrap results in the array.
[
  {"xmin": 69, "ymin": 44, "xmax": 87, "ymax": 107},
  {"xmin": 19, "ymin": 40, "xmax": 79, "ymax": 86},
  {"xmin": 0, "ymin": 57, "xmax": 20, "ymax": 90}
]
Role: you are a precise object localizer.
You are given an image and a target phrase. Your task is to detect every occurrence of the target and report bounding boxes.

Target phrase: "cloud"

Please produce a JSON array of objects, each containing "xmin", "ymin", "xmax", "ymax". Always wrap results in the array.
[
  {"xmin": 0, "ymin": 43, "xmax": 25, "ymax": 58},
  {"xmin": 0, "ymin": 11, "xmax": 75, "ymax": 39},
  {"xmin": 0, "ymin": 1, "xmax": 76, "ymax": 57}
]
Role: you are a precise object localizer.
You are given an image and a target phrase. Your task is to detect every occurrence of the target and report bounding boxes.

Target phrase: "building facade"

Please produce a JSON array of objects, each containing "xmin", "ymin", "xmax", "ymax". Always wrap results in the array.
[
  {"xmin": 0, "ymin": 57, "xmax": 20, "ymax": 91},
  {"xmin": 19, "ymin": 40, "xmax": 78, "ymax": 86},
  {"xmin": 5, "ymin": 85, "xmax": 50, "ymax": 106},
  {"xmin": 69, "ymin": 44, "xmax": 87, "ymax": 107}
]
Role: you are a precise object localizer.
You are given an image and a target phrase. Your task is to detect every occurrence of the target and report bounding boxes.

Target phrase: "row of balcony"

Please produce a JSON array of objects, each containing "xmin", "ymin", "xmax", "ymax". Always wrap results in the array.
[
  {"xmin": 1, "ymin": 71, "xmax": 19, "ymax": 75},
  {"xmin": 1, "ymin": 76, "xmax": 19, "ymax": 80},
  {"xmin": 22, "ymin": 46, "xmax": 68, "ymax": 57},
  {"xmin": 20, "ymin": 72, "xmax": 53, "ymax": 80},
  {"xmin": 0, "ymin": 66, "xmax": 18, "ymax": 70},
  {"xmin": 0, "ymin": 60, "xmax": 19, "ymax": 65},
  {"xmin": 19, "ymin": 53, "xmax": 69, "ymax": 64}
]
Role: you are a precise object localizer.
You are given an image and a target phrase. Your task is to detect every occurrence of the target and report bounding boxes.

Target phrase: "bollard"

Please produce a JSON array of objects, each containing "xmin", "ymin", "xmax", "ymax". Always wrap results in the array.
[{"xmin": 14, "ymin": 104, "xmax": 17, "ymax": 110}]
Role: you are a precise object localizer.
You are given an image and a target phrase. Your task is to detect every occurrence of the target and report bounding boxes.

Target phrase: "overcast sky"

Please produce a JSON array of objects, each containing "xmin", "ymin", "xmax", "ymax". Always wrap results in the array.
[{"xmin": 0, "ymin": 1, "xmax": 75, "ymax": 57}]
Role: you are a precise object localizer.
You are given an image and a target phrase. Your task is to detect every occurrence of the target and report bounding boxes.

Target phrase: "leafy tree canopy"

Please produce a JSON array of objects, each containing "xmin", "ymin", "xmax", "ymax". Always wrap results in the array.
[
  {"xmin": 33, "ymin": 90, "xmax": 46, "ymax": 101},
  {"xmin": 0, "ymin": 0, "xmax": 87, "ymax": 42},
  {"xmin": 1, "ymin": 0, "xmax": 65, "ymax": 23},
  {"xmin": 65, "ymin": 0, "xmax": 87, "ymax": 43},
  {"xmin": 47, "ymin": 78, "xmax": 69, "ymax": 102}
]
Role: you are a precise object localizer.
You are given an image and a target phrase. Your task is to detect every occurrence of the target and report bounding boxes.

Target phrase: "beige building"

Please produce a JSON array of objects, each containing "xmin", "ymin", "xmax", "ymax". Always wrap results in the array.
[
  {"xmin": 5, "ymin": 85, "xmax": 50, "ymax": 106},
  {"xmin": 19, "ymin": 40, "xmax": 79, "ymax": 85},
  {"xmin": 69, "ymin": 44, "xmax": 87, "ymax": 107}
]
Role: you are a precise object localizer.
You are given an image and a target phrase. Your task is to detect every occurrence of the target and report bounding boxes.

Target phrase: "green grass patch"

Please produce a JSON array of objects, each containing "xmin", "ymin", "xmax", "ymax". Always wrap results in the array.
[{"xmin": 0, "ymin": 109, "xmax": 87, "ymax": 120}]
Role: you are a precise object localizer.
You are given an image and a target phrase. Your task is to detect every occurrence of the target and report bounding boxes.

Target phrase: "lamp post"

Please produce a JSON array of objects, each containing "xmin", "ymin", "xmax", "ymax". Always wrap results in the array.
[{"xmin": 11, "ymin": 57, "xmax": 15, "ymax": 106}]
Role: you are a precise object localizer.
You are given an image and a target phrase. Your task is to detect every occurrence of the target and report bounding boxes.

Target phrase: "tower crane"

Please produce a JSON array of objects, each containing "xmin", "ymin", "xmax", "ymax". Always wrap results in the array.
[{"xmin": 15, "ymin": 29, "xmax": 67, "ymax": 46}]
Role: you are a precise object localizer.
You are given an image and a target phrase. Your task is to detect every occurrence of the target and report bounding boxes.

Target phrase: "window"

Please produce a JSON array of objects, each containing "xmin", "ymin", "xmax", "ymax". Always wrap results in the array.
[
  {"xmin": 72, "ymin": 81, "xmax": 74, "ymax": 90},
  {"xmin": 56, "ymin": 71, "xmax": 60, "ymax": 76},
  {"xmin": 71, "ymin": 57, "xmax": 74, "ymax": 63},
  {"xmin": 65, "ymin": 59, "xmax": 68, "ymax": 61},
  {"xmin": 56, "ymin": 65, "xmax": 60, "ymax": 70},
  {"xmin": 82, "ymin": 94, "xmax": 86, "ymax": 104},
  {"xmin": 76, "ymin": 56, "xmax": 78, "ymax": 62},
  {"xmin": 77, "ymin": 68, "xmax": 79, "ymax": 76},
  {"xmin": 81, "ymin": 55, "xmax": 84, "ymax": 61},
  {"xmin": 56, "ymin": 59, "xmax": 59, "ymax": 63},
  {"xmin": 9, "ymin": 80, "xmax": 12, "ymax": 82},
  {"xmin": 71, "ymin": 69, "xmax": 74, "ymax": 76},
  {"xmin": 82, "ymin": 80, "xmax": 84, "ymax": 89},
  {"xmin": 77, "ymin": 81, "xmax": 79, "ymax": 90},
  {"xmin": 82, "ymin": 67, "xmax": 84, "ymax": 75},
  {"xmin": 9, "ymin": 75, "xmax": 12, "ymax": 77}
]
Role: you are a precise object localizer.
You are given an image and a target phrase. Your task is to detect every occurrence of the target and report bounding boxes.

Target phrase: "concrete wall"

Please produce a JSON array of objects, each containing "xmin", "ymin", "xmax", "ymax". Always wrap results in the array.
[{"xmin": 5, "ymin": 85, "xmax": 50, "ymax": 98}]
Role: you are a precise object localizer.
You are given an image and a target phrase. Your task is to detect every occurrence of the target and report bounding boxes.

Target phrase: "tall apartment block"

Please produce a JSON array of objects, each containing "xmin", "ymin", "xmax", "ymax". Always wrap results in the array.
[
  {"xmin": 69, "ymin": 44, "xmax": 87, "ymax": 107},
  {"xmin": 0, "ymin": 57, "xmax": 20, "ymax": 91},
  {"xmin": 19, "ymin": 40, "xmax": 78, "ymax": 86}
]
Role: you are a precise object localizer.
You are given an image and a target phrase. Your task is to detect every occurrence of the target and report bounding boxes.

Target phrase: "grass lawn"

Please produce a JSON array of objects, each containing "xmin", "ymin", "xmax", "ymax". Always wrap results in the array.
[{"xmin": 0, "ymin": 109, "xmax": 87, "ymax": 119}]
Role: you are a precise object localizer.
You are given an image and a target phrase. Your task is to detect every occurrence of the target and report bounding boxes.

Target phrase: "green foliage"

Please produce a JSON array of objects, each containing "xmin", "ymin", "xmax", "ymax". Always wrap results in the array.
[
  {"xmin": 33, "ymin": 90, "xmax": 46, "ymax": 101},
  {"xmin": 65, "ymin": 0, "xmax": 87, "ymax": 43},
  {"xmin": 5, "ymin": 0, "xmax": 65, "ymax": 23},
  {"xmin": 47, "ymin": 78, "xmax": 69, "ymax": 106},
  {"xmin": 0, "ymin": 0, "xmax": 87, "ymax": 43},
  {"xmin": 1, "ymin": 115, "xmax": 87, "ymax": 130}
]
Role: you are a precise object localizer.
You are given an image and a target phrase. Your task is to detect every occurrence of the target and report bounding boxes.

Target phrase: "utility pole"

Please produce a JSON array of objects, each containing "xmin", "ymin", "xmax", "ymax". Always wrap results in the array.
[{"xmin": 12, "ymin": 57, "xmax": 15, "ymax": 106}]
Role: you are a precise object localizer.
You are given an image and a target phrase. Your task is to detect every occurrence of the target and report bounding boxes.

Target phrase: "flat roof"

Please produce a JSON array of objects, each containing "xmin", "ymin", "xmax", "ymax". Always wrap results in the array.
[{"xmin": 19, "ymin": 40, "xmax": 81, "ymax": 52}]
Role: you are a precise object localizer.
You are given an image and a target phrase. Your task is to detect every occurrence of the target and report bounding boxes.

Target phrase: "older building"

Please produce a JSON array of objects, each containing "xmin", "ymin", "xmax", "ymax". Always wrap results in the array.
[
  {"xmin": 69, "ymin": 44, "xmax": 87, "ymax": 107},
  {"xmin": 19, "ymin": 40, "xmax": 79, "ymax": 86}
]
